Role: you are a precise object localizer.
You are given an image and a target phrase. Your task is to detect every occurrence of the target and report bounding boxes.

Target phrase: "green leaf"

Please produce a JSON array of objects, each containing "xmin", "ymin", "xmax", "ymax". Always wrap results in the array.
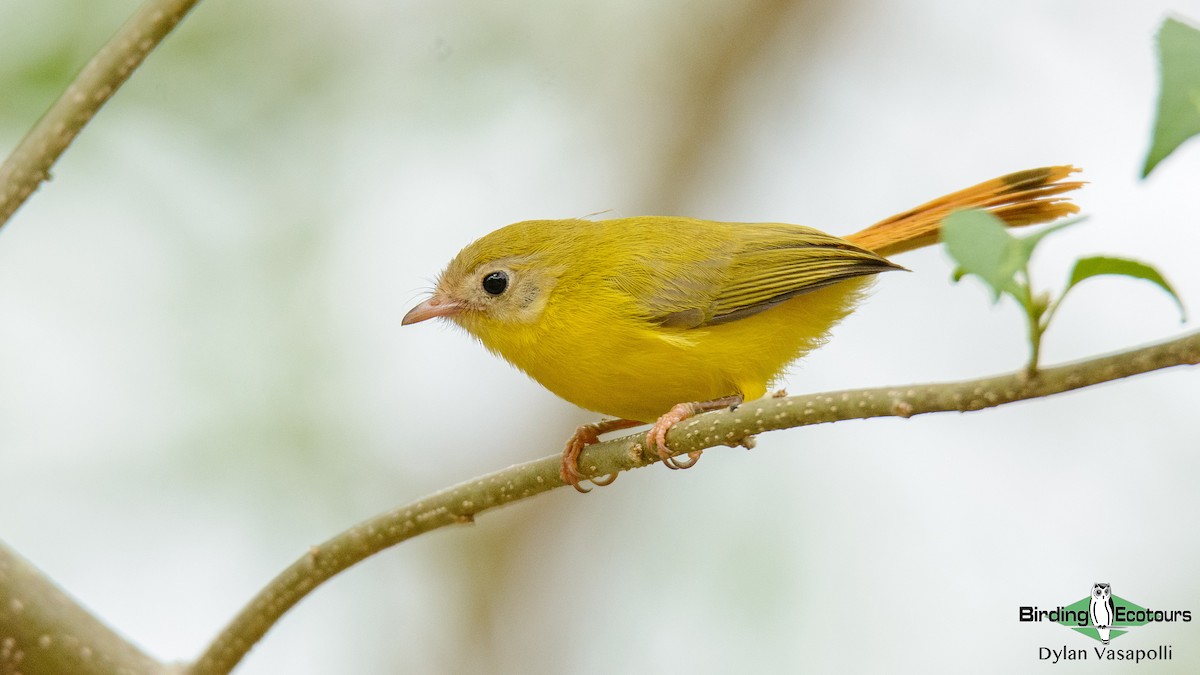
[
  {"xmin": 941, "ymin": 210, "xmax": 1023, "ymax": 300},
  {"xmin": 1143, "ymin": 16, "xmax": 1200, "ymax": 177},
  {"xmin": 942, "ymin": 211, "xmax": 1082, "ymax": 301},
  {"xmin": 1062, "ymin": 256, "xmax": 1186, "ymax": 321}
]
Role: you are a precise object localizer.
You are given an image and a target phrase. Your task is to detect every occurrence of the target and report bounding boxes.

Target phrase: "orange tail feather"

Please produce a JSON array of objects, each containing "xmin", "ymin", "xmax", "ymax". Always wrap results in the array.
[{"xmin": 846, "ymin": 166, "xmax": 1084, "ymax": 257}]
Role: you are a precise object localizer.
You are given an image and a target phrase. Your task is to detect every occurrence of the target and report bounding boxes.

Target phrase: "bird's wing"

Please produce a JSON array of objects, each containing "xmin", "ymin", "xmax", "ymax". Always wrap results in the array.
[{"xmin": 612, "ymin": 220, "xmax": 902, "ymax": 329}]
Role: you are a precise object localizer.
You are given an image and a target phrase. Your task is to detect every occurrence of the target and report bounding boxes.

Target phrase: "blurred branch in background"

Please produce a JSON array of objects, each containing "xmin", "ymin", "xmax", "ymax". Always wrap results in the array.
[
  {"xmin": 634, "ymin": 0, "xmax": 807, "ymax": 213},
  {"xmin": 190, "ymin": 327, "xmax": 1200, "ymax": 675},
  {"xmin": 0, "ymin": 0, "xmax": 202, "ymax": 230}
]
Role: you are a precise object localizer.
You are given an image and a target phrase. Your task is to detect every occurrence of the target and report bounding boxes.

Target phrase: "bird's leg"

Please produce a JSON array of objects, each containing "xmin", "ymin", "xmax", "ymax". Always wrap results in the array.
[
  {"xmin": 561, "ymin": 418, "xmax": 643, "ymax": 493},
  {"xmin": 649, "ymin": 394, "xmax": 744, "ymax": 470}
]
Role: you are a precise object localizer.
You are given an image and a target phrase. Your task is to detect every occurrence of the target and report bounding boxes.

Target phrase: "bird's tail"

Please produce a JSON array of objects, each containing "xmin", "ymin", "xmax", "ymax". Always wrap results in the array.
[{"xmin": 846, "ymin": 165, "xmax": 1084, "ymax": 258}]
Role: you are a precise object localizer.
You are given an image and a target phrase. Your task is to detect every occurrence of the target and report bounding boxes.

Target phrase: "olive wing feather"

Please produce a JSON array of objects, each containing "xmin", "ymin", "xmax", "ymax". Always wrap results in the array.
[{"xmin": 611, "ymin": 221, "xmax": 902, "ymax": 329}]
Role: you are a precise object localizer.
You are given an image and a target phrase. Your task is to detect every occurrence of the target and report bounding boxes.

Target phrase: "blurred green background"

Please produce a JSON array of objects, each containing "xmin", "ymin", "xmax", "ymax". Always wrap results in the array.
[{"xmin": 2, "ymin": 0, "xmax": 1199, "ymax": 672}]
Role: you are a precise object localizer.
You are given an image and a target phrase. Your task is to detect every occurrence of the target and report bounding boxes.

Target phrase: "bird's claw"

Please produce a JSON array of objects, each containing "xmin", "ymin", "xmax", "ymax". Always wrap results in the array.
[
  {"xmin": 561, "ymin": 425, "xmax": 601, "ymax": 493},
  {"xmin": 646, "ymin": 394, "xmax": 744, "ymax": 471},
  {"xmin": 647, "ymin": 402, "xmax": 703, "ymax": 470},
  {"xmin": 561, "ymin": 419, "xmax": 636, "ymax": 492}
]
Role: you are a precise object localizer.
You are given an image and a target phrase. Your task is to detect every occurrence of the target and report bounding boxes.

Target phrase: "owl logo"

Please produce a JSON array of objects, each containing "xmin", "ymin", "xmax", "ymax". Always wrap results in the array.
[{"xmin": 1090, "ymin": 583, "xmax": 1115, "ymax": 644}]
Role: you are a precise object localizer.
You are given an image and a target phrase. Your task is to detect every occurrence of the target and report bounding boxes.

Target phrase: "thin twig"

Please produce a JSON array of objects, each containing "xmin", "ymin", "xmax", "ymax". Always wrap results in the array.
[
  {"xmin": 188, "ymin": 329, "xmax": 1200, "ymax": 675},
  {"xmin": 0, "ymin": 0, "xmax": 204, "ymax": 231}
]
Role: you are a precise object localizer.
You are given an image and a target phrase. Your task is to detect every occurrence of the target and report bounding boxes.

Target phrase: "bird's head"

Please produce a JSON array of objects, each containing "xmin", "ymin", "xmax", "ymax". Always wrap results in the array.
[{"xmin": 402, "ymin": 220, "xmax": 568, "ymax": 335}]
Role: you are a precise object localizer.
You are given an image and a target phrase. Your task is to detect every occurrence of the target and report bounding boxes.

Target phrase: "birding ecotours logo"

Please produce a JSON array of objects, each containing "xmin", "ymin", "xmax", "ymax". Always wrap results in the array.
[
  {"xmin": 1021, "ymin": 583, "xmax": 1189, "ymax": 642},
  {"xmin": 1020, "ymin": 583, "xmax": 1192, "ymax": 664}
]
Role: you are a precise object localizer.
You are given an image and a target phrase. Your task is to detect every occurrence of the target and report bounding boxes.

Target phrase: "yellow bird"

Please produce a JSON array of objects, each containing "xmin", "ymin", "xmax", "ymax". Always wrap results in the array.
[{"xmin": 403, "ymin": 166, "xmax": 1082, "ymax": 491}]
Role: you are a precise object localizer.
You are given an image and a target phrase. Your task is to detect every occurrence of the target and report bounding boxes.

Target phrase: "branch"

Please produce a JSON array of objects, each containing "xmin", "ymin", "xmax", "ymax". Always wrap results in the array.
[
  {"xmin": 0, "ymin": 0, "xmax": 204, "ymax": 231},
  {"xmin": 0, "ymin": 541, "xmax": 168, "ymax": 674},
  {"xmin": 188, "ymin": 329, "xmax": 1200, "ymax": 675}
]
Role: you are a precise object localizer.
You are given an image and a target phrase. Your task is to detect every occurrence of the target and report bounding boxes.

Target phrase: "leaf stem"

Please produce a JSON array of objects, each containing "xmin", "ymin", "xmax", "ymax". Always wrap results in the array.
[{"xmin": 1018, "ymin": 268, "xmax": 1044, "ymax": 375}]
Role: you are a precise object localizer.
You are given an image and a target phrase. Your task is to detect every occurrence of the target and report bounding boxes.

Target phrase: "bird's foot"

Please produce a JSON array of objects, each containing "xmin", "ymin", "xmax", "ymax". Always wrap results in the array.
[
  {"xmin": 561, "ymin": 418, "xmax": 641, "ymax": 493},
  {"xmin": 647, "ymin": 394, "xmax": 745, "ymax": 470},
  {"xmin": 648, "ymin": 403, "xmax": 703, "ymax": 469}
]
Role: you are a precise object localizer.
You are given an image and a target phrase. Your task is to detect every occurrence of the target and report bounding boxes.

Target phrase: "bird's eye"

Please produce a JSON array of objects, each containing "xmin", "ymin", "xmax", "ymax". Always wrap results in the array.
[{"xmin": 482, "ymin": 271, "xmax": 509, "ymax": 295}]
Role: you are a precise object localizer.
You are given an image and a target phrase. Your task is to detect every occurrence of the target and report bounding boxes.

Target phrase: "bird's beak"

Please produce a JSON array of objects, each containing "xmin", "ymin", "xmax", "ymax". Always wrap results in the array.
[{"xmin": 402, "ymin": 295, "xmax": 463, "ymax": 325}]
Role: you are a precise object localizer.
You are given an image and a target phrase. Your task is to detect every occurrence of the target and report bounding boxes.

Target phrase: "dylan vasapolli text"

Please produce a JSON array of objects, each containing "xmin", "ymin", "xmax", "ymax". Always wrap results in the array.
[{"xmin": 1039, "ymin": 645, "xmax": 1172, "ymax": 664}]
